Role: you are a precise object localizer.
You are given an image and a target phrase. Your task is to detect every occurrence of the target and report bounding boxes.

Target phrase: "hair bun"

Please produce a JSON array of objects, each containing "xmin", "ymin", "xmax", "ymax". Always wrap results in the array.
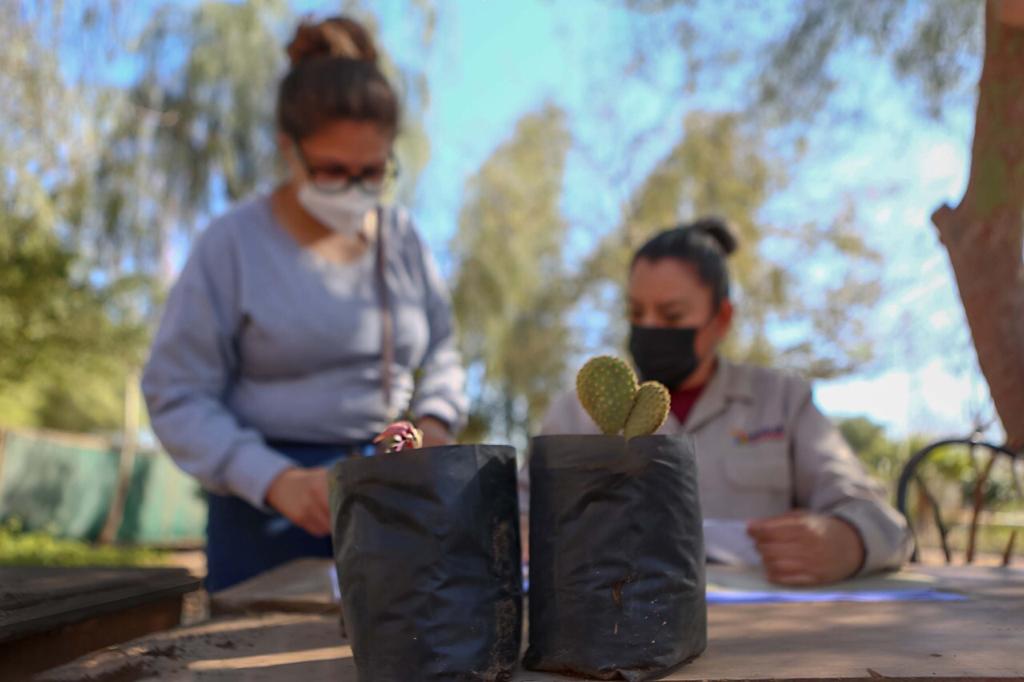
[
  {"xmin": 690, "ymin": 216, "xmax": 739, "ymax": 256},
  {"xmin": 286, "ymin": 17, "xmax": 379, "ymax": 67}
]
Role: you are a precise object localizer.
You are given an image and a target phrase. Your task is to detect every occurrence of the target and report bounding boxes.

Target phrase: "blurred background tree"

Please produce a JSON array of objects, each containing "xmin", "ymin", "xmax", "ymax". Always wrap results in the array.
[
  {"xmin": 0, "ymin": 0, "xmax": 435, "ymax": 431},
  {"xmin": 1, "ymin": 2, "xmax": 150, "ymax": 430},
  {"xmin": 578, "ymin": 113, "xmax": 881, "ymax": 380},
  {"xmin": 614, "ymin": 0, "xmax": 1022, "ymax": 445},
  {"xmin": 450, "ymin": 105, "xmax": 575, "ymax": 444},
  {"xmin": 838, "ymin": 416, "xmax": 931, "ymax": 491},
  {"xmin": 2, "ymin": 0, "xmax": 1018, "ymax": 453}
]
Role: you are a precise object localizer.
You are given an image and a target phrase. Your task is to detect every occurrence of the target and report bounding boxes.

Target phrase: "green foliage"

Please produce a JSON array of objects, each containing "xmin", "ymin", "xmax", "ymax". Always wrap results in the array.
[
  {"xmin": 756, "ymin": 0, "xmax": 983, "ymax": 122},
  {"xmin": 7, "ymin": 0, "xmax": 990, "ymax": 442},
  {"xmin": 898, "ymin": 439, "xmax": 1023, "ymax": 559},
  {"xmin": 79, "ymin": 0, "xmax": 298, "ymax": 287},
  {"xmin": 0, "ymin": 520, "xmax": 164, "ymax": 567},
  {"xmin": 100, "ymin": 0, "xmax": 435, "ymax": 284},
  {"xmin": 838, "ymin": 416, "xmax": 914, "ymax": 487},
  {"xmin": 0, "ymin": 1, "xmax": 434, "ymax": 432},
  {"xmin": 924, "ymin": 442, "xmax": 1021, "ymax": 510},
  {"xmin": 451, "ymin": 104, "xmax": 575, "ymax": 442},
  {"xmin": 583, "ymin": 113, "xmax": 881, "ymax": 378},
  {"xmin": 613, "ymin": 0, "xmax": 1021, "ymax": 447},
  {"xmin": 0, "ymin": 3, "xmax": 166, "ymax": 430},
  {"xmin": 597, "ymin": 0, "xmax": 1002, "ymax": 383},
  {"xmin": 617, "ymin": 0, "xmax": 984, "ymax": 123},
  {"xmin": 0, "ymin": 210, "xmax": 150, "ymax": 430},
  {"xmin": 836, "ymin": 416, "xmax": 1015, "ymax": 506}
]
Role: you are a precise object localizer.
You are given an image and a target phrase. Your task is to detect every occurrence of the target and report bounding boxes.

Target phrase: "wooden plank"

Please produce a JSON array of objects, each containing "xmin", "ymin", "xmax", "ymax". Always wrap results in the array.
[
  {"xmin": 211, "ymin": 558, "xmax": 339, "ymax": 616},
  {"xmin": 37, "ymin": 597, "xmax": 1024, "ymax": 681},
  {"xmin": 40, "ymin": 565, "xmax": 1024, "ymax": 681},
  {"xmin": 667, "ymin": 598, "xmax": 1023, "ymax": 681},
  {"xmin": 210, "ymin": 559, "xmax": 1024, "ymax": 615},
  {"xmin": 0, "ymin": 566, "xmax": 200, "ymax": 643},
  {"xmin": 36, "ymin": 613, "xmax": 355, "ymax": 682},
  {"xmin": 0, "ymin": 595, "xmax": 184, "ymax": 680}
]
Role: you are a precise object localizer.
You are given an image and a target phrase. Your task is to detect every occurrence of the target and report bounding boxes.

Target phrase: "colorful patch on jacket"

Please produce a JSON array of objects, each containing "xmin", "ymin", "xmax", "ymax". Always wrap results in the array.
[{"xmin": 732, "ymin": 425, "xmax": 785, "ymax": 445}]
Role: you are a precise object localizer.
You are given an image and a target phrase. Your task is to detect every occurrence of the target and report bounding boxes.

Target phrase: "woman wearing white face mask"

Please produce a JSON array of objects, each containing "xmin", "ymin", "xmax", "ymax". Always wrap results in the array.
[{"xmin": 142, "ymin": 17, "xmax": 467, "ymax": 592}]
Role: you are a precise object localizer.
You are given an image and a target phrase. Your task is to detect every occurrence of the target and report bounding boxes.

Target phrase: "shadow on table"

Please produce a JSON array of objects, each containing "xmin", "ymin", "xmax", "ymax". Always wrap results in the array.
[
  {"xmin": 37, "ymin": 613, "xmax": 356, "ymax": 681},
  {"xmin": 695, "ymin": 597, "xmax": 1020, "ymax": 680}
]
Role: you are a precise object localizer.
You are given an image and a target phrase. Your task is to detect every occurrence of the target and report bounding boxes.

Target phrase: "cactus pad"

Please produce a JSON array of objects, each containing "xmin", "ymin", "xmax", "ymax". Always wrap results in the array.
[
  {"xmin": 624, "ymin": 381, "xmax": 671, "ymax": 439},
  {"xmin": 577, "ymin": 356, "xmax": 671, "ymax": 439},
  {"xmin": 576, "ymin": 356, "xmax": 638, "ymax": 435}
]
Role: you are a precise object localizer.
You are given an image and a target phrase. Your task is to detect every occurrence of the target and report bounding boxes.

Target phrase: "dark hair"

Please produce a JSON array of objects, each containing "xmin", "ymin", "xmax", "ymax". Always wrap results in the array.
[
  {"xmin": 631, "ymin": 217, "xmax": 739, "ymax": 309},
  {"xmin": 276, "ymin": 17, "xmax": 399, "ymax": 140}
]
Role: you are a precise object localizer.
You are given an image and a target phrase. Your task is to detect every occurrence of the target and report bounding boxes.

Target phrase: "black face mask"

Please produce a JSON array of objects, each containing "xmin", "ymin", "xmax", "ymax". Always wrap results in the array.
[{"xmin": 628, "ymin": 325, "xmax": 701, "ymax": 391}]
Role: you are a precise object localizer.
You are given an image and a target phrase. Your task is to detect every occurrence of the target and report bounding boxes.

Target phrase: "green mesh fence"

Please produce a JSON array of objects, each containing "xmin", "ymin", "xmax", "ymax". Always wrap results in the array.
[{"xmin": 0, "ymin": 429, "xmax": 206, "ymax": 545}]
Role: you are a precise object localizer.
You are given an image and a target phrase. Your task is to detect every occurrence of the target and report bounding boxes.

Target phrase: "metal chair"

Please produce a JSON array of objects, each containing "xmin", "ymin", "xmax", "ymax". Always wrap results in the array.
[{"xmin": 896, "ymin": 435, "xmax": 1022, "ymax": 565}]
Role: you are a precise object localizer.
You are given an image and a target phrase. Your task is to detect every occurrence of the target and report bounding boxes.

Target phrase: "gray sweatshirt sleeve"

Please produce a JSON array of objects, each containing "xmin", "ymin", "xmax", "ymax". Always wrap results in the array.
[
  {"xmin": 406, "ymin": 220, "xmax": 468, "ymax": 432},
  {"xmin": 789, "ymin": 385, "xmax": 914, "ymax": 575},
  {"xmin": 141, "ymin": 226, "xmax": 293, "ymax": 510}
]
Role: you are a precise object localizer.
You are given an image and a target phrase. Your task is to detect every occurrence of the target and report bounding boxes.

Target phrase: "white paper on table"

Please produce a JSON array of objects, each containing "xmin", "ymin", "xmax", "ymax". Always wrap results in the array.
[
  {"xmin": 328, "ymin": 564, "xmax": 341, "ymax": 602},
  {"xmin": 703, "ymin": 518, "xmax": 762, "ymax": 567}
]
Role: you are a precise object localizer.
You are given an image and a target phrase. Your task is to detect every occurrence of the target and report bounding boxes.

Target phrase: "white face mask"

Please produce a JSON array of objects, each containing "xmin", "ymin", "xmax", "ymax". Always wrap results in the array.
[{"xmin": 297, "ymin": 183, "xmax": 381, "ymax": 237}]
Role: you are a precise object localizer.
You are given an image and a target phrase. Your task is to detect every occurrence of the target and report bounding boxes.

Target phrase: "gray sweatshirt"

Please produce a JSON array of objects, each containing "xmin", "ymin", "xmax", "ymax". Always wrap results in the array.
[{"xmin": 142, "ymin": 196, "xmax": 467, "ymax": 510}]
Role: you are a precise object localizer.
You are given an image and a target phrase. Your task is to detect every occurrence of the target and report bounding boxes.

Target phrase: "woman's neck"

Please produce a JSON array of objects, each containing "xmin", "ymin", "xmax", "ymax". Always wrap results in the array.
[
  {"xmin": 271, "ymin": 183, "xmax": 331, "ymax": 245},
  {"xmin": 679, "ymin": 355, "xmax": 718, "ymax": 391},
  {"xmin": 270, "ymin": 183, "xmax": 372, "ymax": 263}
]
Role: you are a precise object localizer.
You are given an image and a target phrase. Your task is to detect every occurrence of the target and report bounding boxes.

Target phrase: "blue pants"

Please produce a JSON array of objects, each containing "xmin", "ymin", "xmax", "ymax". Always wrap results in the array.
[{"xmin": 205, "ymin": 440, "xmax": 370, "ymax": 593}]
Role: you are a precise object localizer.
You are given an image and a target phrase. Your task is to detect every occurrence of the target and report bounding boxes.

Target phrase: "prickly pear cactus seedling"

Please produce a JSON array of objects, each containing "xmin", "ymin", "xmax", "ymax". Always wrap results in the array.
[
  {"xmin": 576, "ymin": 356, "xmax": 670, "ymax": 439},
  {"xmin": 576, "ymin": 356, "xmax": 638, "ymax": 435}
]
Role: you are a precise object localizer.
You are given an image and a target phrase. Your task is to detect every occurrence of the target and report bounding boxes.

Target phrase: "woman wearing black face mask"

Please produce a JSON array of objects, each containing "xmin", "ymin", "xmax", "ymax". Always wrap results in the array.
[{"xmin": 539, "ymin": 218, "xmax": 912, "ymax": 586}]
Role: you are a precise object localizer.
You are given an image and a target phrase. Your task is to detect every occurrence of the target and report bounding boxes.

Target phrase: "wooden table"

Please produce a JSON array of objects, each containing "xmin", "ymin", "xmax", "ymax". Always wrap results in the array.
[
  {"xmin": 211, "ymin": 558, "xmax": 339, "ymax": 616},
  {"xmin": 0, "ymin": 566, "xmax": 200, "ymax": 679},
  {"xmin": 38, "ymin": 561, "xmax": 1024, "ymax": 681}
]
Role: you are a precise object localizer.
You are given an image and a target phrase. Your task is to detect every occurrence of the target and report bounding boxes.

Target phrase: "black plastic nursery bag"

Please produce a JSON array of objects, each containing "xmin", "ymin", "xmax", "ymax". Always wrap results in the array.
[
  {"xmin": 524, "ymin": 434, "xmax": 706, "ymax": 681},
  {"xmin": 331, "ymin": 444, "xmax": 522, "ymax": 682}
]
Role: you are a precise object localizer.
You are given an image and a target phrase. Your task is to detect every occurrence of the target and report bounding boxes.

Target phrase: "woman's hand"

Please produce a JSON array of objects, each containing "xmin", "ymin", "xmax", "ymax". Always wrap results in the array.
[
  {"xmin": 417, "ymin": 416, "xmax": 453, "ymax": 448},
  {"xmin": 747, "ymin": 511, "xmax": 865, "ymax": 586},
  {"xmin": 265, "ymin": 467, "xmax": 331, "ymax": 536}
]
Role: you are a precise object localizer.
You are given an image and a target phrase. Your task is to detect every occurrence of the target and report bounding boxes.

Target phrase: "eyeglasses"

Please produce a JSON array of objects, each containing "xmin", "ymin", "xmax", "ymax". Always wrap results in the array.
[{"xmin": 291, "ymin": 138, "xmax": 400, "ymax": 195}]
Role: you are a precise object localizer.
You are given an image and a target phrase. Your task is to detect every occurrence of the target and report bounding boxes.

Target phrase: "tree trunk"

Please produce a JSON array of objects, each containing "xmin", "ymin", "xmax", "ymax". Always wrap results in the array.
[
  {"xmin": 931, "ymin": 0, "xmax": 1024, "ymax": 449},
  {"xmin": 998, "ymin": 0, "xmax": 1024, "ymax": 27}
]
